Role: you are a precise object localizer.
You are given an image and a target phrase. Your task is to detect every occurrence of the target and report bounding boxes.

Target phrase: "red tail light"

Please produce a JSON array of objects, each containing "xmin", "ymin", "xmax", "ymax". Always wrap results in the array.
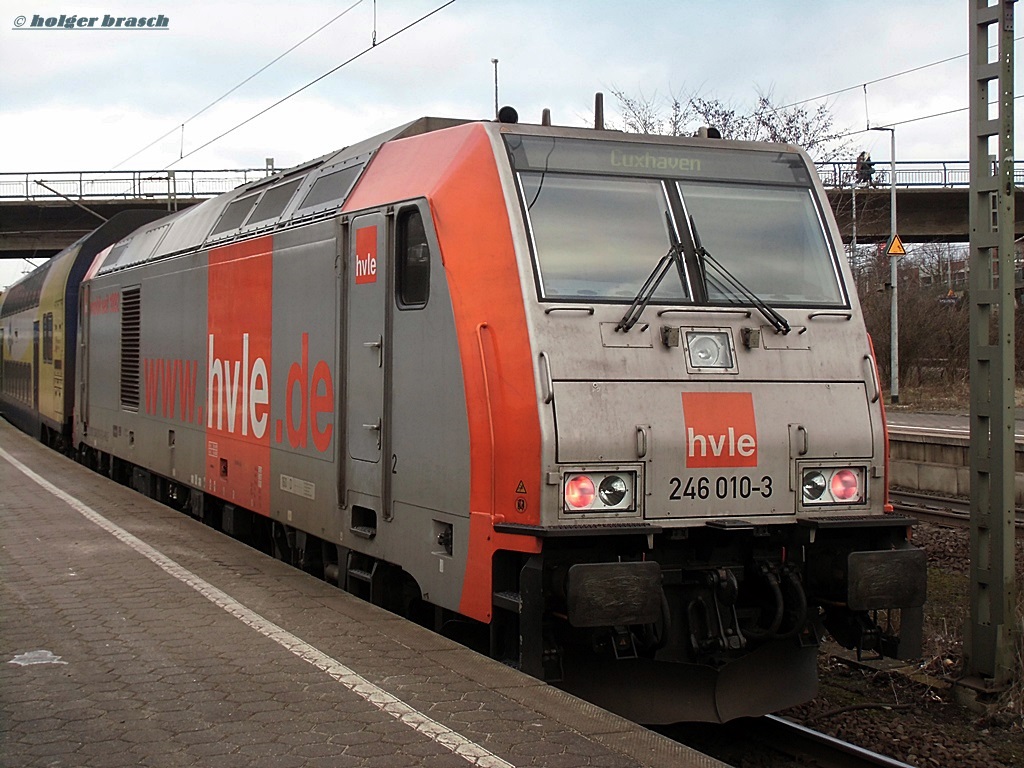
[
  {"xmin": 565, "ymin": 475, "xmax": 596, "ymax": 509},
  {"xmin": 831, "ymin": 469, "xmax": 860, "ymax": 501}
]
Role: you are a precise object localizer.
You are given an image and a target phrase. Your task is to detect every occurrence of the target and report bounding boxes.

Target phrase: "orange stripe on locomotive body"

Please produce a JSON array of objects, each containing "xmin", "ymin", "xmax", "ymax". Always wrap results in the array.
[
  {"xmin": 345, "ymin": 123, "xmax": 542, "ymax": 622},
  {"xmin": 205, "ymin": 235, "xmax": 274, "ymax": 517}
]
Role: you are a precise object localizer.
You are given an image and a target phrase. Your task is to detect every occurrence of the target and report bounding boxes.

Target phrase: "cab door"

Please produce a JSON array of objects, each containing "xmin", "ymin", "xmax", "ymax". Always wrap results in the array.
[{"xmin": 345, "ymin": 213, "xmax": 388, "ymax": 502}]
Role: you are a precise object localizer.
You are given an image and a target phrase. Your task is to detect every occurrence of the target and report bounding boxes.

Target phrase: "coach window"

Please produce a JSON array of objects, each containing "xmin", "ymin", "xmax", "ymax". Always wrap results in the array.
[
  {"xmin": 42, "ymin": 313, "xmax": 53, "ymax": 364},
  {"xmin": 396, "ymin": 207, "xmax": 430, "ymax": 309}
]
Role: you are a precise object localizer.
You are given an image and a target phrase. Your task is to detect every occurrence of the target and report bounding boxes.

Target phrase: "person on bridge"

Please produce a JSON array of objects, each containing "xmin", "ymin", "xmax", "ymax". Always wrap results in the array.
[{"xmin": 855, "ymin": 151, "xmax": 875, "ymax": 185}]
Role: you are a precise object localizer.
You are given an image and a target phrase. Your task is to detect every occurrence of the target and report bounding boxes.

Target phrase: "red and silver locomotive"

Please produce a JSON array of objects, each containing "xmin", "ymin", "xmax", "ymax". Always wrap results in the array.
[{"xmin": 1, "ymin": 113, "xmax": 926, "ymax": 723}]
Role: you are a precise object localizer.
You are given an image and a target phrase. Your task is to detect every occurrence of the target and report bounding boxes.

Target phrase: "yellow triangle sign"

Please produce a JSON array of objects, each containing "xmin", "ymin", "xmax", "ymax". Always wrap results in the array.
[{"xmin": 886, "ymin": 234, "xmax": 907, "ymax": 256}]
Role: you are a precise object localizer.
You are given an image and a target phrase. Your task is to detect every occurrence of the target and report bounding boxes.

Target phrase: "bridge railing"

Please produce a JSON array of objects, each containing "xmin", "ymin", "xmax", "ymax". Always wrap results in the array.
[
  {"xmin": 2, "ymin": 162, "xmax": 1023, "ymax": 202},
  {"xmin": 0, "ymin": 169, "xmax": 270, "ymax": 201},
  {"xmin": 816, "ymin": 160, "xmax": 1024, "ymax": 189}
]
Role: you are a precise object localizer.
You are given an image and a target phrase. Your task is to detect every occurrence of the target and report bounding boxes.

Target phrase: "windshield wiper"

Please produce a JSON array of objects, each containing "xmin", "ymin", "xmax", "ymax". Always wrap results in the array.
[
  {"xmin": 690, "ymin": 215, "xmax": 791, "ymax": 335},
  {"xmin": 616, "ymin": 216, "xmax": 687, "ymax": 332}
]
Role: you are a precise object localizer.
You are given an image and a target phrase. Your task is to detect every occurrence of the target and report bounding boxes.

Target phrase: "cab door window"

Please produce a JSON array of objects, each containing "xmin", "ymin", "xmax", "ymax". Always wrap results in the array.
[{"xmin": 396, "ymin": 207, "xmax": 430, "ymax": 309}]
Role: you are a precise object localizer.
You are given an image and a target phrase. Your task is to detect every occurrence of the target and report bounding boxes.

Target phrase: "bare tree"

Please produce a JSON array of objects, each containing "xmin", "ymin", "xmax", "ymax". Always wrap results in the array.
[
  {"xmin": 614, "ymin": 88, "xmax": 674, "ymax": 135},
  {"xmin": 609, "ymin": 87, "xmax": 853, "ymax": 162},
  {"xmin": 856, "ymin": 242, "xmax": 1004, "ymax": 391}
]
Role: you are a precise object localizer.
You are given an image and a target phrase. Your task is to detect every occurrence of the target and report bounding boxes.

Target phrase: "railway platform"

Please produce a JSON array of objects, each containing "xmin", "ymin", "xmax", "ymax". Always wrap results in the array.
[
  {"xmin": 0, "ymin": 419, "xmax": 724, "ymax": 768},
  {"xmin": 887, "ymin": 410, "xmax": 1024, "ymax": 504},
  {"xmin": 887, "ymin": 409, "xmax": 1024, "ymax": 440}
]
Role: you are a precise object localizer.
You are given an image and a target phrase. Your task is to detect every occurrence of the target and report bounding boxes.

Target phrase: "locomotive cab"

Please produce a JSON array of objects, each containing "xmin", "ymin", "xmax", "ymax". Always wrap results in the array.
[{"xmin": 481, "ymin": 125, "xmax": 926, "ymax": 722}]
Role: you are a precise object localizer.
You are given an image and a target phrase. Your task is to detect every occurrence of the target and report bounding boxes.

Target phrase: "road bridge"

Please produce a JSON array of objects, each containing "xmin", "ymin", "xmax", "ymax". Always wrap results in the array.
[
  {"xmin": 0, "ymin": 169, "xmax": 268, "ymax": 263},
  {"xmin": 819, "ymin": 159, "xmax": 1024, "ymax": 244},
  {"xmin": 1, "ymin": 161, "xmax": 1022, "ymax": 265}
]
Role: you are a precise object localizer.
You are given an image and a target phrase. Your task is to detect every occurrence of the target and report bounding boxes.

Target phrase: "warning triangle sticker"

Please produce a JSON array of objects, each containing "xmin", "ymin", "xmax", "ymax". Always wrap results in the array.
[
  {"xmin": 515, "ymin": 481, "xmax": 527, "ymax": 494},
  {"xmin": 886, "ymin": 234, "xmax": 906, "ymax": 256}
]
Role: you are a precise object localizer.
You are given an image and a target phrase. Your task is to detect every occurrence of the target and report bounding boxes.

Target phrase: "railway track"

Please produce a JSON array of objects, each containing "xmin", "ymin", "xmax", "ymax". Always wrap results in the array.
[
  {"xmin": 663, "ymin": 715, "xmax": 917, "ymax": 767},
  {"xmin": 750, "ymin": 715, "xmax": 917, "ymax": 768},
  {"xmin": 890, "ymin": 489, "xmax": 1024, "ymax": 536}
]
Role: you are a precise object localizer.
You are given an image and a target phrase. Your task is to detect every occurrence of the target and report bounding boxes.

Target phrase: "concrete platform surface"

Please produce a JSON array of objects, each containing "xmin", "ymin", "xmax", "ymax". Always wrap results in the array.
[{"xmin": 0, "ymin": 419, "xmax": 726, "ymax": 768}]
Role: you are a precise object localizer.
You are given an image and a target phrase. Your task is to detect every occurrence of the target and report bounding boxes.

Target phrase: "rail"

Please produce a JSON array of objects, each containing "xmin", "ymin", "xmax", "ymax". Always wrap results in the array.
[
  {"xmin": 0, "ymin": 169, "xmax": 270, "ymax": 201},
  {"xmin": 664, "ymin": 714, "xmax": 918, "ymax": 767},
  {"xmin": 890, "ymin": 490, "xmax": 1024, "ymax": 536},
  {"xmin": 753, "ymin": 715, "xmax": 918, "ymax": 768}
]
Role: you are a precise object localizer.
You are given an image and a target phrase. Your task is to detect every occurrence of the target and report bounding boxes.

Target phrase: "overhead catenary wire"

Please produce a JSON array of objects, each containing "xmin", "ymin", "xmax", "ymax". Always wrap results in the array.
[
  {"xmin": 765, "ymin": 36, "xmax": 1024, "ymax": 152},
  {"xmin": 110, "ymin": 5, "xmax": 995, "ymax": 171},
  {"xmin": 165, "ymin": 0, "xmax": 459, "ymax": 169},
  {"xmin": 777, "ymin": 36, "xmax": 1024, "ymax": 111},
  {"xmin": 111, "ymin": 0, "xmax": 365, "ymax": 169},
  {"xmin": 841, "ymin": 98, "xmax": 1024, "ymax": 141}
]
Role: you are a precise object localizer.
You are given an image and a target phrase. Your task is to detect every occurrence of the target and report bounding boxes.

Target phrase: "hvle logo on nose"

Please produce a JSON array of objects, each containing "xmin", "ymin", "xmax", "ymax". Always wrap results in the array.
[{"xmin": 681, "ymin": 392, "xmax": 758, "ymax": 468}]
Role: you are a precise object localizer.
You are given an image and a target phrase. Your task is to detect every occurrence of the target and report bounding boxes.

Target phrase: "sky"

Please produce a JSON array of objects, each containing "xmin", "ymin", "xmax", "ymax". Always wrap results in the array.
[{"xmin": 0, "ymin": 0, "xmax": 1003, "ymax": 289}]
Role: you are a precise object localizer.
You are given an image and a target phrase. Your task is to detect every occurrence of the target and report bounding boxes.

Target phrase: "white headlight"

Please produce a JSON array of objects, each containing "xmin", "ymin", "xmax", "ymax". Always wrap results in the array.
[
  {"xmin": 598, "ymin": 475, "xmax": 628, "ymax": 506},
  {"xmin": 686, "ymin": 331, "xmax": 734, "ymax": 369}
]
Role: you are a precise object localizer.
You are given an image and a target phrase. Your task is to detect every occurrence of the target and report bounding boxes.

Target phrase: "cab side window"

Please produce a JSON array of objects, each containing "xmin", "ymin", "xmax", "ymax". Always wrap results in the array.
[{"xmin": 396, "ymin": 207, "xmax": 430, "ymax": 309}]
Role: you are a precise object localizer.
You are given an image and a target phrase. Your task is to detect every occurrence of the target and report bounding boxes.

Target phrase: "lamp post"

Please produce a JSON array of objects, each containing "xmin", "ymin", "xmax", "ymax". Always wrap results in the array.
[{"xmin": 870, "ymin": 126, "xmax": 898, "ymax": 404}]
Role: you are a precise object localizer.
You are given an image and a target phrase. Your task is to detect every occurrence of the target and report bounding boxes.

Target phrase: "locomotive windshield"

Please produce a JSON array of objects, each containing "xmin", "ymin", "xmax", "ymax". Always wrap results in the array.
[
  {"xmin": 680, "ymin": 182, "xmax": 843, "ymax": 305},
  {"xmin": 505, "ymin": 134, "xmax": 845, "ymax": 308},
  {"xmin": 519, "ymin": 173, "xmax": 688, "ymax": 301}
]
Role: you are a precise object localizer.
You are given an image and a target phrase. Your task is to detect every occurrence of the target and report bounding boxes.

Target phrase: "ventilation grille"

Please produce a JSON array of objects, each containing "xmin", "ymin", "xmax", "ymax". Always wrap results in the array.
[{"xmin": 119, "ymin": 286, "xmax": 141, "ymax": 411}]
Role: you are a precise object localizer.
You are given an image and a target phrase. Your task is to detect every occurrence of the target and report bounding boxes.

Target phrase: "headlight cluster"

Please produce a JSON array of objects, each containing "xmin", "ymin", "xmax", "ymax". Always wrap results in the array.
[
  {"xmin": 563, "ymin": 472, "xmax": 635, "ymax": 512},
  {"xmin": 685, "ymin": 330, "xmax": 736, "ymax": 371},
  {"xmin": 801, "ymin": 467, "xmax": 866, "ymax": 506}
]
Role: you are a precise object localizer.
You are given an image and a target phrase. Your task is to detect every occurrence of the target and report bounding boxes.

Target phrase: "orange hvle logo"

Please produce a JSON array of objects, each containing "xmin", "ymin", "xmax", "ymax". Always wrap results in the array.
[{"xmin": 681, "ymin": 392, "xmax": 758, "ymax": 468}]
